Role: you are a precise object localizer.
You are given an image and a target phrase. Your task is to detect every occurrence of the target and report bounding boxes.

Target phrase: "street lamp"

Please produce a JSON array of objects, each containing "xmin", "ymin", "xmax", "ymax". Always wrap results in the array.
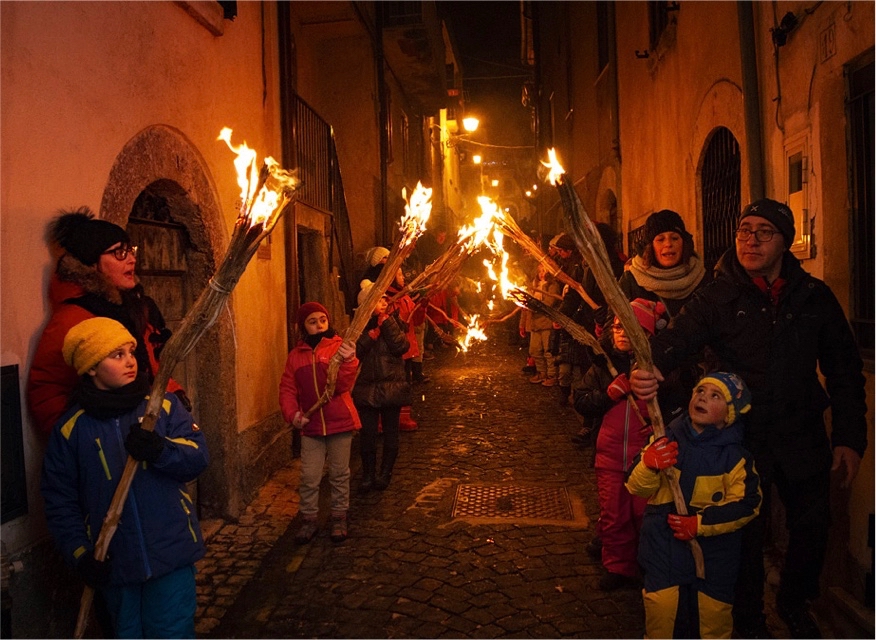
[{"xmin": 462, "ymin": 116, "xmax": 480, "ymax": 133}]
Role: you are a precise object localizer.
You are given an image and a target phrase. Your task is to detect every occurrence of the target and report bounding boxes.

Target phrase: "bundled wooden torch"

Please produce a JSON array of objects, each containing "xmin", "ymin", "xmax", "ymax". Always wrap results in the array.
[
  {"xmin": 303, "ymin": 183, "xmax": 431, "ymax": 417},
  {"xmin": 390, "ymin": 198, "xmax": 496, "ymax": 303},
  {"xmin": 74, "ymin": 129, "xmax": 302, "ymax": 637},
  {"xmin": 544, "ymin": 149, "xmax": 706, "ymax": 579},
  {"xmin": 508, "ymin": 289, "xmax": 648, "ymax": 426},
  {"xmin": 489, "ymin": 196, "xmax": 599, "ymax": 311}
]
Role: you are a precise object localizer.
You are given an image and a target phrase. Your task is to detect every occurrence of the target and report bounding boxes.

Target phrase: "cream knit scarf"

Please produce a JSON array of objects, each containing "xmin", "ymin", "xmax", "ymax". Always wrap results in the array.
[{"xmin": 628, "ymin": 254, "xmax": 706, "ymax": 300}]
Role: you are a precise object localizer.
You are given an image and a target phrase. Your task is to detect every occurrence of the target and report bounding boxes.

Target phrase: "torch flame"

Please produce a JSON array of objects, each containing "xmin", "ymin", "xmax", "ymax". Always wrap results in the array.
[
  {"xmin": 541, "ymin": 148, "xmax": 565, "ymax": 186},
  {"xmin": 400, "ymin": 182, "xmax": 432, "ymax": 245},
  {"xmin": 460, "ymin": 314, "xmax": 488, "ymax": 352},
  {"xmin": 457, "ymin": 198, "xmax": 501, "ymax": 252},
  {"xmin": 218, "ymin": 128, "xmax": 299, "ymax": 228}
]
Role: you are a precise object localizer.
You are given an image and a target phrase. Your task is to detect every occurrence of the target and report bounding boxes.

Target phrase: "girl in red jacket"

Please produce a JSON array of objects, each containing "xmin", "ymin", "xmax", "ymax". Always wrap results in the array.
[
  {"xmin": 573, "ymin": 299, "xmax": 678, "ymax": 591},
  {"xmin": 279, "ymin": 302, "xmax": 359, "ymax": 544}
]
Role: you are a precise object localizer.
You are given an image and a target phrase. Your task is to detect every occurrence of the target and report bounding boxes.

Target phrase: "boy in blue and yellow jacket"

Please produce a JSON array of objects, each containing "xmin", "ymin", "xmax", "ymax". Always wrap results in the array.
[
  {"xmin": 626, "ymin": 372, "xmax": 761, "ymax": 639},
  {"xmin": 41, "ymin": 317, "xmax": 208, "ymax": 639}
]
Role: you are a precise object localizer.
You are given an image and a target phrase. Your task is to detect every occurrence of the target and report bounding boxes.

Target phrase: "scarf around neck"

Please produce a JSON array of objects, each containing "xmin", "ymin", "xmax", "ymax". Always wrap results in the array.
[
  {"xmin": 629, "ymin": 254, "xmax": 705, "ymax": 300},
  {"xmin": 74, "ymin": 375, "xmax": 150, "ymax": 420}
]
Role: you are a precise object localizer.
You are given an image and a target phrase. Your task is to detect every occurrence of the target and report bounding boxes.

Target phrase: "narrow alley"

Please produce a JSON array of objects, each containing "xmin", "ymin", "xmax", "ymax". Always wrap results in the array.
[{"xmin": 194, "ymin": 333, "xmax": 646, "ymax": 638}]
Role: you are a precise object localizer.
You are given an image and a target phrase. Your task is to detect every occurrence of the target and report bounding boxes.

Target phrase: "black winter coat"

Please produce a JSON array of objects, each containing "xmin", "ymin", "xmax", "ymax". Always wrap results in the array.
[
  {"xmin": 650, "ymin": 248, "xmax": 867, "ymax": 482},
  {"xmin": 353, "ymin": 313, "xmax": 412, "ymax": 408}
]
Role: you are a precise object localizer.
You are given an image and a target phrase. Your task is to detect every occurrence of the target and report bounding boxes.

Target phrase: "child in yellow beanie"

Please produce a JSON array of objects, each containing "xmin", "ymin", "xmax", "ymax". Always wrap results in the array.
[
  {"xmin": 626, "ymin": 372, "xmax": 762, "ymax": 639},
  {"xmin": 41, "ymin": 317, "xmax": 208, "ymax": 638}
]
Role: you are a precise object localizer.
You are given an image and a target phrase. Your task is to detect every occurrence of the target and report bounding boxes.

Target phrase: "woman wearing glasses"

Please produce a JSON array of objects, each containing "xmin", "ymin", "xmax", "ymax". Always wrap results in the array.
[{"xmin": 28, "ymin": 207, "xmax": 184, "ymax": 439}]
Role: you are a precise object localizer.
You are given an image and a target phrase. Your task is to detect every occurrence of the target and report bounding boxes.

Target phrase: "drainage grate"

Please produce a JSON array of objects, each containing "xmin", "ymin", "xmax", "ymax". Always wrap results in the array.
[{"xmin": 452, "ymin": 484, "xmax": 573, "ymax": 520}]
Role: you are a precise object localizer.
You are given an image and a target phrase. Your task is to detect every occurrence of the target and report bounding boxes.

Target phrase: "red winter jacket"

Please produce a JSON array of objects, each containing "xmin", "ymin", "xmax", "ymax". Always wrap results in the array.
[
  {"xmin": 278, "ymin": 333, "xmax": 361, "ymax": 437},
  {"xmin": 28, "ymin": 273, "xmax": 180, "ymax": 438}
]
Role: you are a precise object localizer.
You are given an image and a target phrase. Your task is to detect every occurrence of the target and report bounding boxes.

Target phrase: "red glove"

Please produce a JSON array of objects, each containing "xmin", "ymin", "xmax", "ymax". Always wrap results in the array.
[
  {"xmin": 642, "ymin": 437, "xmax": 678, "ymax": 471},
  {"xmin": 667, "ymin": 514, "xmax": 698, "ymax": 540},
  {"xmin": 367, "ymin": 327, "xmax": 381, "ymax": 340},
  {"xmin": 606, "ymin": 373, "xmax": 631, "ymax": 401},
  {"xmin": 519, "ymin": 327, "xmax": 526, "ymax": 338}
]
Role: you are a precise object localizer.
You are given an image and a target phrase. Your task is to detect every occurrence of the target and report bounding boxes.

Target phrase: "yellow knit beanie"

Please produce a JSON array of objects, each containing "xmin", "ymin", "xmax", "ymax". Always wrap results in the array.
[{"xmin": 63, "ymin": 318, "xmax": 137, "ymax": 375}]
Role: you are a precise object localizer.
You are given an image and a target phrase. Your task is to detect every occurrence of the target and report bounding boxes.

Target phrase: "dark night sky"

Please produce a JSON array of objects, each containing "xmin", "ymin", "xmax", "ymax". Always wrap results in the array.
[{"xmin": 437, "ymin": 1, "xmax": 532, "ymax": 147}]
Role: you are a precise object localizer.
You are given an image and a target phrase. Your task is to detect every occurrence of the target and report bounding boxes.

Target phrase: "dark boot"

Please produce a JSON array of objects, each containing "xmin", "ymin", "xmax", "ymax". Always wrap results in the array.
[
  {"xmin": 411, "ymin": 360, "xmax": 430, "ymax": 384},
  {"xmin": 359, "ymin": 450, "xmax": 376, "ymax": 494},
  {"xmin": 558, "ymin": 385, "xmax": 572, "ymax": 407},
  {"xmin": 374, "ymin": 448, "xmax": 398, "ymax": 490}
]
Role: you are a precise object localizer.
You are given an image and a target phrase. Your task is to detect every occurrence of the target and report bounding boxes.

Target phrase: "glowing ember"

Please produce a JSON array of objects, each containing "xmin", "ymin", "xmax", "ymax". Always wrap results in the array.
[
  {"xmin": 218, "ymin": 128, "xmax": 299, "ymax": 227},
  {"xmin": 541, "ymin": 148, "xmax": 565, "ymax": 185}
]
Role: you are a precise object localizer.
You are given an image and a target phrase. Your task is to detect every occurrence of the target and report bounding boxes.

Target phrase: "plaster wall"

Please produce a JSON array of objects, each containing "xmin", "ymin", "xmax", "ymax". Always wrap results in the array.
[
  {"xmin": 290, "ymin": 7, "xmax": 381, "ymax": 258},
  {"xmin": 752, "ymin": 0, "xmax": 875, "ymax": 572},
  {"xmin": 1, "ymin": 0, "xmax": 287, "ymax": 552},
  {"xmin": 615, "ymin": 1, "xmax": 744, "ymax": 234}
]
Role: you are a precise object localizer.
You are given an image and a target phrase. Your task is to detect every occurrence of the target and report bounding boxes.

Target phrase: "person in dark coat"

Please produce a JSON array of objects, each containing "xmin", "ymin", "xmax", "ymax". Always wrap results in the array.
[
  {"xmin": 630, "ymin": 198, "xmax": 868, "ymax": 639},
  {"xmin": 558, "ymin": 223, "xmax": 627, "ymax": 422},
  {"xmin": 353, "ymin": 283, "xmax": 411, "ymax": 493}
]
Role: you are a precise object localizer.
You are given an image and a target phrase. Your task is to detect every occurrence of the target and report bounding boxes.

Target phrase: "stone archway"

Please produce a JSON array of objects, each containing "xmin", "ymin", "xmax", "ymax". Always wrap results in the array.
[{"xmin": 99, "ymin": 124, "xmax": 244, "ymax": 518}]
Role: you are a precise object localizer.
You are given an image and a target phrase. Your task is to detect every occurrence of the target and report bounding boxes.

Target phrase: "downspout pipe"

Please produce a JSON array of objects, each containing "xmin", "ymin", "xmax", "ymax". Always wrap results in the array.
[
  {"xmin": 376, "ymin": 3, "xmax": 389, "ymax": 244},
  {"xmin": 738, "ymin": 0, "xmax": 765, "ymax": 201},
  {"xmin": 277, "ymin": 0, "xmax": 298, "ymax": 353}
]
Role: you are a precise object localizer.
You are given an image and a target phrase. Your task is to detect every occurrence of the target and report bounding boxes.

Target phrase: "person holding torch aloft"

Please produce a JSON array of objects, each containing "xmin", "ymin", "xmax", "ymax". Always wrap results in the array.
[{"xmin": 279, "ymin": 302, "xmax": 360, "ymax": 545}]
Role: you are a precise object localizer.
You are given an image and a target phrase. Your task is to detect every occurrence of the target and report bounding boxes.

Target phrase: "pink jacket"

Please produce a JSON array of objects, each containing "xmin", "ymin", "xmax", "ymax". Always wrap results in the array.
[{"xmin": 278, "ymin": 334, "xmax": 361, "ymax": 437}]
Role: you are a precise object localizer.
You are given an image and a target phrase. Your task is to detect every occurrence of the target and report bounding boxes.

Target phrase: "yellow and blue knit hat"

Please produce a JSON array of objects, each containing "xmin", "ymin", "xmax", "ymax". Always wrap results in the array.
[
  {"xmin": 62, "ymin": 317, "xmax": 137, "ymax": 375},
  {"xmin": 699, "ymin": 372, "xmax": 752, "ymax": 424}
]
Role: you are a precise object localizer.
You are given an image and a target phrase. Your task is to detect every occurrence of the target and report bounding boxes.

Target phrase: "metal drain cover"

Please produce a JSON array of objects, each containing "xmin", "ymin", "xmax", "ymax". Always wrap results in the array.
[{"xmin": 452, "ymin": 484, "xmax": 573, "ymax": 520}]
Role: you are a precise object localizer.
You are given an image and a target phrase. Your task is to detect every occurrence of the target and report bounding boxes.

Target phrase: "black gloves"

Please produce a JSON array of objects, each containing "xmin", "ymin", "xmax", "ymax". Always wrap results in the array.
[
  {"xmin": 125, "ymin": 424, "xmax": 165, "ymax": 463},
  {"xmin": 76, "ymin": 552, "xmax": 112, "ymax": 589}
]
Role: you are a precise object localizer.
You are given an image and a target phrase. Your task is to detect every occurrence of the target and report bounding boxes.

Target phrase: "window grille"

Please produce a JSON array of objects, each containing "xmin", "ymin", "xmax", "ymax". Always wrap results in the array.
[
  {"xmin": 847, "ymin": 55, "xmax": 874, "ymax": 359},
  {"xmin": 288, "ymin": 94, "xmax": 356, "ymax": 313},
  {"xmin": 627, "ymin": 225, "xmax": 646, "ymax": 258},
  {"xmin": 701, "ymin": 127, "xmax": 741, "ymax": 274}
]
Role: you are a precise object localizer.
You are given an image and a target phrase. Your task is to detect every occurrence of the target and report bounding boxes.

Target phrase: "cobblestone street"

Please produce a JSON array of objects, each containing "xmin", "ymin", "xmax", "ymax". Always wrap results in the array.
[{"xmin": 193, "ymin": 333, "xmax": 648, "ymax": 638}]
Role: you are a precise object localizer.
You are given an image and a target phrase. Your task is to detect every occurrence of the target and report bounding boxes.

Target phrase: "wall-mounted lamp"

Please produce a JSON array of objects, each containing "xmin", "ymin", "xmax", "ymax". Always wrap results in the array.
[
  {"xmin": 462, "ymin": 117, "xmax": 480, "ymax": 133},
  {"xmin": 472, "ymin": 154, "xmax": 482, "ymax": 165},
  {"xmin": 771, "ymin": 11, "xmax": 798, "ymax": 47}
]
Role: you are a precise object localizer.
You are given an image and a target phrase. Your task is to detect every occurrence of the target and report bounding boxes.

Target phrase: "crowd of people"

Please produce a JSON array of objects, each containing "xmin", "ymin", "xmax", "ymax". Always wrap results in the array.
[
  {"xmin": 31, "ymin": 198, "xmax": 867, "ymax": 639},
  {"xmin": 510, "ymin": 200, "xmax": 866, "ymax": 639}
]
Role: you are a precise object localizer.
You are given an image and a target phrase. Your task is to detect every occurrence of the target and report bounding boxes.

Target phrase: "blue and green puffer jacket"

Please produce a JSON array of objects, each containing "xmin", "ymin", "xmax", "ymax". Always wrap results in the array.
[
  {"xmin": 625, "ymin": 415, "xmax": 761, "ymax": 602},
  {"xmin": 41, "ymin": 392, "xmax": 208, "ymax": 587}
]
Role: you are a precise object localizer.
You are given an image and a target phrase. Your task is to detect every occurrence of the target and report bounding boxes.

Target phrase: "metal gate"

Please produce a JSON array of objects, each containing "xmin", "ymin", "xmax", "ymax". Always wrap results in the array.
[{"xmin": 701, "ymin": 127, "xmax": 741, "ymax": 274}]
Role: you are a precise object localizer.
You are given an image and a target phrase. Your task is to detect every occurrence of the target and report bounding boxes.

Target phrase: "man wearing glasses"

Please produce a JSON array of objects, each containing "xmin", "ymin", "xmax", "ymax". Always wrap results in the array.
[
  {"xmin": 630, "ymin": 198, "xmax": 867, "ymax": 639},
  {"xmin": 28, "ymin": 207, "xmax": 186, "ymax": 441}
]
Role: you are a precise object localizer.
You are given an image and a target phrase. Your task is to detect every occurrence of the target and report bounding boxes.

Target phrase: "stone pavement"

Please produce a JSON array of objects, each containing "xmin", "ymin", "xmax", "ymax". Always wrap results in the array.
[{"xmin": 192, "ymin": 333, "xmax": 819, "ymax": 639}]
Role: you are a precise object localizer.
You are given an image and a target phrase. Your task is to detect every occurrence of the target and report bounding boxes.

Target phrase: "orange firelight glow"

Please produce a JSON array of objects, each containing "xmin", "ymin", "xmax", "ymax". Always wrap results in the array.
[
  {"xmin": 218, "ymin": 127, "xmax": 299, "ymax": 228},
  {"xmin": 400, "ymin": 182, "xmax": 432, "ymax": 244},
  {"xmin": 542, "ymin": 148, "xmax": 565, "ymax": 186}
]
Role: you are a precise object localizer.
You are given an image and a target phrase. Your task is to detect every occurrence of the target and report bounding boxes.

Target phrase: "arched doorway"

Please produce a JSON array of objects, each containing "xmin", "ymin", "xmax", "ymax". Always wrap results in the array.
[
  {"xmin": 700, "ymin": 126, "xmax": 741, "ymax": 274},
  {"xmin": 100, "ymin": 125, "xmax": 245, "ymax": 518}
]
